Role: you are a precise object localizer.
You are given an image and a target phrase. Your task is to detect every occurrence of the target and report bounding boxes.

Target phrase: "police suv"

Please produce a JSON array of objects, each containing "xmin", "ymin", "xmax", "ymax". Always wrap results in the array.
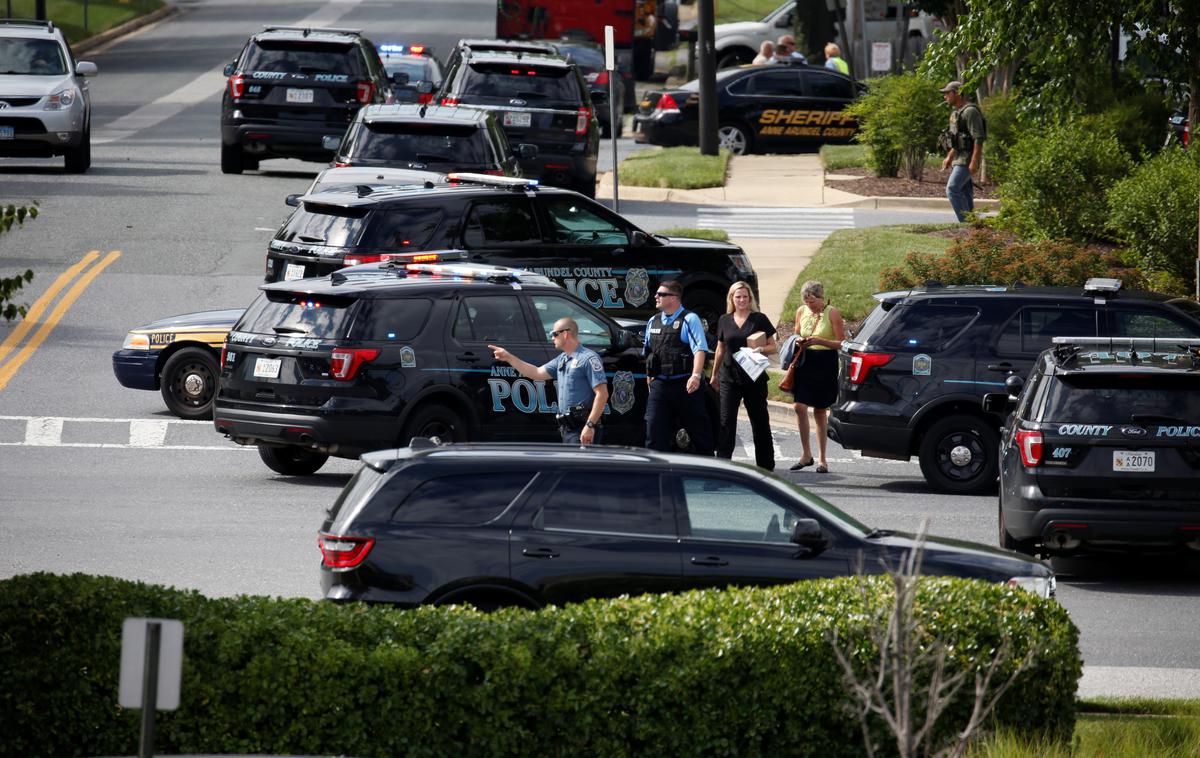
[
  {"xmin": 213, "ymin": 259, "xmax": 654, "ymax": 475},
  {"xmin": 987, "ymin": 337, "xmax": 1200, "ymax": 557}
]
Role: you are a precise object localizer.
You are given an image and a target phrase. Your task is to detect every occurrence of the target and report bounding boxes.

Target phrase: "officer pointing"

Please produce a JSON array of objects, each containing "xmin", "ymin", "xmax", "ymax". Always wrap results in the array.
[
  {"xmin": 489, "ymin": 317, "xmax": 609, "ymax": 445},
  {"xmin": 642, "ymin": 280, "xmax": 714, "ymax": 454}
]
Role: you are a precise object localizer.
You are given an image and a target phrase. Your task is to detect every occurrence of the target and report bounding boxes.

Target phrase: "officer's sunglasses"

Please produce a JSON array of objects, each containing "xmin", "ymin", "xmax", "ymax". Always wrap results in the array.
[
  {"xmin": 549, "ymin": 328, "xmax": 573, "ymax": 339},
  {"xmin": 654, "ymin": 291, "xmax": 677, "ymax": 298}
]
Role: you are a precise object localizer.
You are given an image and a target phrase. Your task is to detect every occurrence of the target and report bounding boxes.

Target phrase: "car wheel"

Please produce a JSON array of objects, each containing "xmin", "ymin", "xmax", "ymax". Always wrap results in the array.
[
  {"xmin": 717, "ymin": 49, "xmax": 752, "ymax": 70},
  {"xmin": 576, "ymin": 175, "xmax": 597, "ymax": 199},
  {"xmin": 683, "ymin": 288, "xmax": 723, "ymax": 335},
  {"xmin": 918, "ymin": 414, "xmax": 999, "ymax": 494},
  {"xmin": 63, "ymin": 123, "xmax": 90, "ymax": 174},
  {"xmin": 998, "ymin": 502, "xmax": 1037, "ymax": 556},
  {"xmin": 243, "ymin": 156, "xmax": 260, "ymax": 171},
  {"xmin": 717, "ymin": 123, "xmax": 752, "ymax": 155},
  {"xmin": 159, "ymin": 347, "xmax": 219, "ymax": 420},
  {"xmin": 221, "ymin": 142, "xmax": 244, "ymax": 174},
  {"xmin": 257, "ymin": 445, "xmax": 328, "ymax": 476},
  {"xmin": 401, "ymin": 404, "xmax": 468, "ymax": 446}
]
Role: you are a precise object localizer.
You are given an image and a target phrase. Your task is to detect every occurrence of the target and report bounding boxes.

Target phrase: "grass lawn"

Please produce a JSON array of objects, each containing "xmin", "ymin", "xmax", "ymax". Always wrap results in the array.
[
  {"xmin": 714, "ymin": 0, "xmax": 784, "ymax": 24},
  {"xmin": 652, "ymin": 227, "xmax": 730, "ymax": 242},
  {"xmin": 819, "ymin": 144, "xmax": 868, "ymax": 171},
  {"xmin": 5, "ymin": 0, "xmax": 163, "ymax": 44},
  {"xmin": 619, "ymin": 146, "xmax": 731, "ymax": 189}
]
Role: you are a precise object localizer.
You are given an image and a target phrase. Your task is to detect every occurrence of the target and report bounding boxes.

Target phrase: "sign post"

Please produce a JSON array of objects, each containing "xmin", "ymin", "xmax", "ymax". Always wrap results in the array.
[
  {"xmin": 605, "ymin": 25, "xmax": 619, "ymax": 212},
  {"xmin": 120, "ymin": 618, "xmax": 184, "ymax": 758}
]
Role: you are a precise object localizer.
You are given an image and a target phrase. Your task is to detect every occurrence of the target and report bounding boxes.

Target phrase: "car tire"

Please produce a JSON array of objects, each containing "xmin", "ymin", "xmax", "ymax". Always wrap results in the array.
[
  {"xmin": 63, "ymin": 123, "xmax": 90, "ymax": 174},
  {"xmin": 998, "ymin": 502, "xmax": 1037, "ymax": 556},
  {"xmin": 717, "ymin": 123, "xmax": 752, "ymax": 155},
  {"xmin": 221, "ymin": 142, "xmax": 244, "ymax": 174},
  {"xmin": 576, "ymin": 175, "xmax": 597, "ymax": 199},
  {"xmin": 918, "ymin": 414, "xmax": 999, "ymax": 494},
  {"xmin": 683, "ymin": 288, "xmax": 723, "ymax": 335},
  {"xmin": 258, "ymin": 445, "xmax": 328, "ymax": 476},
  {"xmin": 717, "ymin": 49, "xmax": 752, "ymax": 70},
  {"xmin": 244, "ymin": 156, "xmax": 260, "ymax": 171},
  {"xmin": 159, "ymin": 347, "xmax": 219, "ymax": 420},
  {"xmin": 401, "ymin": 404, "xmax": 468, "ymax": 446}
]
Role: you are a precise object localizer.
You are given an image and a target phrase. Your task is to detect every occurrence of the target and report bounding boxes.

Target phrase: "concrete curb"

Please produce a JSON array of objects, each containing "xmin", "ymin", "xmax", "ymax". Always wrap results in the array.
[{"xmin": 73, "ymin": 4, "xmax": 177, "ymax": 55}]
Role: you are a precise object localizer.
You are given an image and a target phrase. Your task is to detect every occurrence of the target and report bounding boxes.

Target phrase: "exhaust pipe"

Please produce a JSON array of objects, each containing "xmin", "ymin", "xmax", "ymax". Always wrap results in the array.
[{"xmin": 1048, "ymin": 529, "xmax": 1081, "ymax": 552}]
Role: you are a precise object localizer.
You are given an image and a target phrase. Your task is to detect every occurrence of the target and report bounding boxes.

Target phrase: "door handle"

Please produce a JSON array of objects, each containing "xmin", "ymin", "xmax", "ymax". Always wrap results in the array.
[
  {"xmin": 690, "ymin": 556, "xmax": 729, "ymax": 567},
  {"xmin": 986, "ymin": 362, "xmax": 1015, "ymax": 373},
  {"xmin": 457, "ymin": 352, "xmax": 480, "ymax": 363},
  {"xmin": 521, "ymin": 547, "xmax": 559, "ymax": 559}
]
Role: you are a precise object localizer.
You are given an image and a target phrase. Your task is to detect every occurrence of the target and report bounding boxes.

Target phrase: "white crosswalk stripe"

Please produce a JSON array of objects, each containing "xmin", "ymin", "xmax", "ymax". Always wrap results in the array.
[{"xmin": 696, "ymin": 207, "xmax": 855, "ymax": 239}]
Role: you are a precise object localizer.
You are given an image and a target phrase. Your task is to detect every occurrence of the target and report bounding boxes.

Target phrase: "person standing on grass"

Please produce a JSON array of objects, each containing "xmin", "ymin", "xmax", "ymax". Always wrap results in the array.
[{"xmin": 939, "ymin": 80, "xmax": 987, "ymax": 222}]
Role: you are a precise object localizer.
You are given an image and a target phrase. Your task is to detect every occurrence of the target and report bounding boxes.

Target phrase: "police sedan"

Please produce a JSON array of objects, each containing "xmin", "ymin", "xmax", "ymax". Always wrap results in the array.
[{"xmin": 633, "ymin": 63, "xmax": 862, "ymax": 155}]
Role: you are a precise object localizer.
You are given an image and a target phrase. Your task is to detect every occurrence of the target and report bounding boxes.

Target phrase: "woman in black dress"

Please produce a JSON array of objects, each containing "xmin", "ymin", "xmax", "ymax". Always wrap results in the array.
[
  {"xmin": 709, "ymin": 281, "xmax": 778, "ymax": 470},
  {"xmin": 788, "ymin": 280, "xmax": 845, "ymax": 473}
]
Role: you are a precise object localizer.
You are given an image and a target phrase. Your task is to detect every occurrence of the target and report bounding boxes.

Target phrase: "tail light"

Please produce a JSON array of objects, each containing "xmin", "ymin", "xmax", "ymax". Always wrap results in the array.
[
  {"xmin": 589, "ymin": 71, "xmax": 609, "ymax": 86},
  {"xmin": 342, "ymin": 253, "xmax": 384, "ymax": 267},
  {"xmin": 355, "ymin": 81, "xmax": 375, "ymax": 104},
  {"xmin": 330, "ymin": 347, "xmax": 379, "ymax": 380},
  {"xmin": 318, "ymin": 533, "xmax": 375, "ymax": 569},
  {"xmin": 227, "ymin": 75, "xmax": 245, "ymax": 99},
  {"xmin": 655, "ymin": 93, "xmax": 681, "ymax": 115},
  {"xmin": 1015, "ymin": 429, "xmax": 1043, "ymax": 467},
  {"xmin": 333, "ymin": 161, "xmax": 351, "ymax": 168},
  {"xmin": 847, "ymin": 351, "xmax": 893, "ymax": 385},
  {"xmin": 440, "ymin": 96, "xmax": 459, "ymax": 106},
  {"xmin": 575, "ymin": 106, "xmax": 592, "ymax": 135},
  {"xmin": 418, "ymin": 92, "xmax": 434, "ymax": 104}
]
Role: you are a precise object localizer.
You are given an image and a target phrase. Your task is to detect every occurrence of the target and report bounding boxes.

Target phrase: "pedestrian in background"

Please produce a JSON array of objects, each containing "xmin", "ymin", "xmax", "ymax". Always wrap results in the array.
[
  {"xmin": 823, "ymin": 42, "xmax": 849, "ymax": 75},
  {"xmin": 788, "ymin": 280, "xmax": 844, "ymax": 473},
  {"xmin": 643, "ymin": 280, "xmax": 714, "ymax": 455},
  {"xmin": 710, "ymin": 281, "xmax": 777, "ymax": 471},
  {"xmin": 776, "ymin": 34, "xmax": 808, "ymax": 64},
  {"xmin": 490, "ymin": 317, "xmax": 608, "ymax": 445},
  {"xmin": 752, "ymin": 40, "xmax": 775, "ymax": 65},
  {"xmin": 939, "ymin": 80, "xmax": 986, "ymax": 222}
]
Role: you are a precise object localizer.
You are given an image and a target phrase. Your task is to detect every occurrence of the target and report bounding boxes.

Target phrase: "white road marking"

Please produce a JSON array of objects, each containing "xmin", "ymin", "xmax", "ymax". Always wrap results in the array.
[
  {"xmin": 697, "ymin": 207, "xmax": 855, "ymax": 239},
  {"xmin": 1, "ymin": 416, "xmax": 243, "ymax": 451},
  {"xmin": 24, "ymin": 417, "xmax": 63, "ymax": 445},
  {"xmin": 129, "ymin": 419, "xmax": 169, "ymax": 447}
]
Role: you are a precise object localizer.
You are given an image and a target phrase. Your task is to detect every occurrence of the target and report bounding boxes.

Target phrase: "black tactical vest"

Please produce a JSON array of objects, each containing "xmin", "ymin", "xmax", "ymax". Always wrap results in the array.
[
  {"xmin": 646, "ymin": 311, "xmax": 695, "ymax": 378},
  {"xmin": 952, "ymin": 103, "xmax": 983, "ymax": 153}
]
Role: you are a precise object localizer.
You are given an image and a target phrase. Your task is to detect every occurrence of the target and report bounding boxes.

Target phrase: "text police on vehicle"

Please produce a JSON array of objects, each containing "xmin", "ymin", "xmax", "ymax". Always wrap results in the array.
[
  {"xmin": 633, "ymin": 63, "xmax": 861, "ymax": 156},
  {"xmin": 265, "ymin": 174, "xmax": 757, "ymax": 330},
  {"xmin": 213, "ymin": 258, "xmax": 651, "ymax": 476},
  {"xmin": 985, "ymin": 337, "xmax": 1200, "ymax": 557}
]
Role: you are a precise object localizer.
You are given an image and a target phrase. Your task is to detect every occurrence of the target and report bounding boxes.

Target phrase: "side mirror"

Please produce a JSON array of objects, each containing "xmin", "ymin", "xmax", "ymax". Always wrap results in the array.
[
  {"xmin": 982, "ymin": 393, "xmax": 1017, "ymax": 413},
  {"xmin": 1004, "ymin": 374, "xmax": 1025, "ymax": 397},
  {"xmin": 75, "ymin": 61, "xmax": 97, "ymax": 77},
  {"xmin": 630, "ymin": 230, "xmax": 651, "ymax": 246},
  {"xmin": 391, "ymin": 71, "xmax": 410, "ymax": 86},
  {"xmin": 789, "ymin": 518, "xmax": 829, "ymax": 553},
  {"xmin": 285, "ymin": 194, "xmax": 301, "ymax": 207},
  {"xmin": 613, "ymin": 329, "xmax": 634, "ymax": 350},
  {"xmin": 223, "ymin": 63, "xmax": 234, "ymax": 77},
  {"xmin": 515, "ymin": 143, "xmax": 539, "ymax": 161},
  {"xmin": 322, "ymin": 135, "xmax": 342, "ymax": 151}
]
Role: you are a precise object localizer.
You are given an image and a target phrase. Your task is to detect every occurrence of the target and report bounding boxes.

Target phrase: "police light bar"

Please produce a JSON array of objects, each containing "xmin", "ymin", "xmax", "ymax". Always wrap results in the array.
[
  {"xmin": 379, "ymin": 43, "xmax": 428, "ymax": 55},
  {"xmin": 446, "ymin": 172, "xmax": 538, "ymax": 189},
  {"xmin": 379, "ymin": 250, "xmax": 467, "ymax": 265}
]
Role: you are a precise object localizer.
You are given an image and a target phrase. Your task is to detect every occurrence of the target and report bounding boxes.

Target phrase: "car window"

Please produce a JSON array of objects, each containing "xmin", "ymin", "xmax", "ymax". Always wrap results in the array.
[
  {"xmin": 749, "ymin": 70, "xmax": 804, "ymax": 97},
  {"xmin": 528, "ymin": 294, "xmax": 613, "ymax": 349},
  {"xmin": 462, "ymin": 198, "xmax": 541, "ymax": 246},
  {"xmin": 325, "ymin": 465, "xmax": 386, "ymax": 531},
  {"xmin": 347, "ymin": 123, "xmax": 491, "ymax": 165},
  {"xmin": 242, "ymin": 40, "xmax": 363, "ymax": 76},
  {"xmin": 804, "ymin": 70, "xmax": 854, "ymax": 99},
  {"xmin": 349, "ymin": 298, "xmax": 433, "ymax": 341},
  {"xmin": 539, "ymin": 472, "xmax": 672, "ymax": 535},
  {"xmin": 1108, "ymin": 308, "xmax": 1198, "ymax": 339},
  {"xmin": 238, "ymin": 291, "xmax": 358, "ymax": 338},
  {"xmin": 679, "ymin": 476, "xmax": 797, "ymax": 544},
  {"xmin": 279, "ymin": 204, "xmax": 367, "ymax": 246},
  {"xmin": 541, "ymin": 197, "xmax": 629, "ymax": 245},
  {"xmin": 462, "ymin": 62, "xmax": 579, "ymax": 102},
  {"xmin": 357, "ymin": 207, "xmax": 444, "ymax": 249},
  {"xmin": 869, "ymin": 302, "xmax": 979, "ymax": 351},
  {"xmin": 383, "ymin": 58, "xmax": 435, "ymax": 81},
  {"xmin": 996, "ymin": 307, "xmax": 1098, "ymax": 355},
  {"xmin": 452, "ymin": 295, "xmax": 533, "ymax": 342},
  {"xmin": 1040, "ymin": 374, "xmax": 1200, "ymax": 421},
  {"xmin": 389, "ymin": 471, "xmax": 535, "ymax": 524},
  {"xmin": 0, "ymin": 38, "xmax": 67, "ymax": 76}
]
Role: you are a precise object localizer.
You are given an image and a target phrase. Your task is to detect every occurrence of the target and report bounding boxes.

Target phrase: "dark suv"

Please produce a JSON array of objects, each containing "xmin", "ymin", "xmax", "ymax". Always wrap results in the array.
[
  {"xmin": 829, "ymin": 279, "xmax": 1200, "ymax": 494},
  {"xmin": 318, "ymin": 441, "xmax": 1054, "ymax": 608},
  {"xmin": 213, "ymin": 261, "xmax": 654, "ymax": 476},
  {"xmin": 987, "ymin": 337, "xmax": 1200, "ymax": 557},
  {"xmin": 264, "ymin": 175, "xmax": 757, "ymax": 329},
  {"xmin": 324, "ymin": 103, "xmax": 534, "ymax": 176},
  {"xmin": 220, "ymin": 26, "xmax": 394, "ymax": 173},
  {"xmin": 439, "ymin": 49, "xmax": 599, "ymax": 196}
]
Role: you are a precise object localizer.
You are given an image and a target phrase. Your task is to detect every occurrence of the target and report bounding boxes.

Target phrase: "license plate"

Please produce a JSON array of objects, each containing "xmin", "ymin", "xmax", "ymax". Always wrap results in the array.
[
  {"xmin": 503, "ymin": 111, "xmax": 532, "ymax": 128},
  {"xmin": 253, "ymin": 357, "xmax": 282, "ymax": 379},
  {"xmin": 284, "ymin": 263, "xmax": 306, "ymax": 281},
  {"xmin": 286, "ymin": 88, "xmax": 314, "ymax": 104},
  {"xmin": 0, "ymin": 126, "xmax": 12, "ymax": 140},
  {"xmin": 1113, "ymin": 450, "xmax": 1155, "ymax": 472}
]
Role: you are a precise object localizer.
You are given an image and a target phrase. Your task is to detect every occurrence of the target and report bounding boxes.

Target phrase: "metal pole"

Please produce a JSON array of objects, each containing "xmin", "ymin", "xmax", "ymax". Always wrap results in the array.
[
  {"xmin": 697, "ymin": 0, "xmax": 717, "ymax": 155},
  {"xmin": 610, "ymin": 75, "xmax": 619, "ymax": 212},
  {"xmin": 35, "ymin": 0, "xmax": 46, "ymax": 21},
  {"xmin": 139, "ymin": 622, "xmax": 160, "ymax": 758}
]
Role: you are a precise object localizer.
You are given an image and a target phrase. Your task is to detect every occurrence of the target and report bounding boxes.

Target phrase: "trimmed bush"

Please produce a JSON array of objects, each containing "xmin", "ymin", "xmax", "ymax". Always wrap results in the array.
[
  {"xmin": 846, "ymin": 73, "xmax": 944, "ymax": 179},
  {"xmin": 979, "ymin": 92, "xmax": 1020, "ymax": 183},
  {"xmin": 0, "ymin": 573, "xmax": 1080, "ymax": 757},
  {"xmin": 879, "ymin": 227, "xmax": 1149, "ymax": 291},
  {"xmin": 997, "ymin": 122, "xmax": 1132, "ymax": 241}
]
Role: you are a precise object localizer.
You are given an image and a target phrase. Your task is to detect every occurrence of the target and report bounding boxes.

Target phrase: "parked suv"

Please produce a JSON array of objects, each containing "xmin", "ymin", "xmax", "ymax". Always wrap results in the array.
[
  {"xmin": 324, "ymin": 103, "xmax": 534, "ymax": 176},
  {"xmin": 0, "ymin": 19, "xmax": 97, "ymax": 172},
  {"xmin": 986, "ymin": 337, "xmax": 1200, "ymax": 556},
  {"xmin": 318, "ymin": 441, "xmax": 1054, "ymax": 607},
  {"xmin": 829, "ymin": 279, "xmax": 1200, "ymax": 494},
  {"xmin": 264, "ymin": 175, "xmax": 756, "ymax": 329},
  {"xmin": 220, "ymin": 25, "xmax": 393, "ymax": 173},
  {"xmin": 439, "ymin": 49, "xmax": 599, "ymax": 196}
]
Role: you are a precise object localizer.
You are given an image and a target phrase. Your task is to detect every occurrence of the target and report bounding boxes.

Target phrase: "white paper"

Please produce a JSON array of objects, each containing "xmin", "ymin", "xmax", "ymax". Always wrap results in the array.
[{"xmin": 734, "ymin": 347, "xmax": 770, "ymax": 381}]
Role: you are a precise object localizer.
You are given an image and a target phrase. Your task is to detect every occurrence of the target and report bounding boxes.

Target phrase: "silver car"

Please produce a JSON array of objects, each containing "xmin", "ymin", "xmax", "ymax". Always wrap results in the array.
[{"xmin": 0, "ymin": 19, "xmax": 97, "ymax": 173}]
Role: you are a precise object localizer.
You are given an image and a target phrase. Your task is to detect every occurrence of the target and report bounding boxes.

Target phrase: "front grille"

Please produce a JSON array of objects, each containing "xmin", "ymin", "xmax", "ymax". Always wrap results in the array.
[
  {"xmin": 0, "ymin": 97, "xmax": 41, "ymax": 107},
  {"xmin": 0, "ymin": 116, "xmax": 48, "ymax": 135}
]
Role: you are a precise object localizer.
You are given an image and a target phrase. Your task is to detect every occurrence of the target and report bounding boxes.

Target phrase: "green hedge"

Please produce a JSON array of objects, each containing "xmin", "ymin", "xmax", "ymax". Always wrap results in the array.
[{"xmin": 0, "ymin": 573, "xmax": 1080, "ymax": 756}]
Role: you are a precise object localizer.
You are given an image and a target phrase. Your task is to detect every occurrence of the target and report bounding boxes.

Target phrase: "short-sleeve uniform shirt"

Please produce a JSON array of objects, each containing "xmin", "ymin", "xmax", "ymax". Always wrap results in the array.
[{"xmin": 542, "ymin": 345, "xmax": 606, "ymax": 411}]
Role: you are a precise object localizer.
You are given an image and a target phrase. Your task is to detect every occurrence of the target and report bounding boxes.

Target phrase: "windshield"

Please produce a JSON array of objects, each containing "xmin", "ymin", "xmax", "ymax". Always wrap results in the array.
[
  {"xmin": 1041, "ymin": 373, "xmax": 1200, "ymax": 421},
  {"xmin": 384, "ymin": 57, "xmax": 434, "ymax": 81},
  {"xmin": 0, "ymin": 38, "xmax": 67, "ymax": 76},
  {"xmin": 243, "ymin": 40, "xmax": 362, "ymax": 76},
  {"xmin": 238, "ymin": 291, "xmax": 359, "ymax": 338},
  {"xmin": 277, "ymin": 204, "xmax": 367, "ymax": 246}
]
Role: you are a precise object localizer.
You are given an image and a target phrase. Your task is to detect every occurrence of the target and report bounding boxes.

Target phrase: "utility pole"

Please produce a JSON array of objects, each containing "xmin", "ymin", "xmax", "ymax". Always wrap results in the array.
[
  {"xmin": 35, "ymin": 0, "xmax": 46, "ymax": 21},
  {"xmin": 697, "ymin": 0, "xmax": 717, "ymax": 155}
]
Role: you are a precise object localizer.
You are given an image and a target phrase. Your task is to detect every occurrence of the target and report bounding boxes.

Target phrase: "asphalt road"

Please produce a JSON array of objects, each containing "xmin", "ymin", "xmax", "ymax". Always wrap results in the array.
[{"xmin": 1, "ymin": 0, "xmax": 1198, "ymax": 700}]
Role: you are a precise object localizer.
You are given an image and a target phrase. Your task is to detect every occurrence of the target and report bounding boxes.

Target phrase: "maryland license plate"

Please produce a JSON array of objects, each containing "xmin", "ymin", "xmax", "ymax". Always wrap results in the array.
[
  {"xmin": 286, "ymin": 88, "xmax": 314, "ymax": 104},
  {"xmin": 284, "ymin": 263, "xmax": 306, "ymax": 281},
  {"xmin": 253, "ymin": 357, "xmax": 282, "ymax": 379},
  {"xmin": 0, "ymin": 126, "xmax": 13, "ymax": 140},
  {"xmin": 1113, "ymin": 450, "xmax": 1154, "ymax": 472},
  {"xmin": 503, "ymin": 111, "xmax": 532, "ymax": 128}
]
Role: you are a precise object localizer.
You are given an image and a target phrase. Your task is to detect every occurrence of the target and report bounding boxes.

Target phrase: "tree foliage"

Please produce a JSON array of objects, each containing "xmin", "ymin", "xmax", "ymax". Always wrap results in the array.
[
  {"xmin": 845, "ymin": 73, "xmax": 944, "ymax": 179},
  {"xmin": 1, "ymin": 204, "xmax": 37, "ymax": 322}
]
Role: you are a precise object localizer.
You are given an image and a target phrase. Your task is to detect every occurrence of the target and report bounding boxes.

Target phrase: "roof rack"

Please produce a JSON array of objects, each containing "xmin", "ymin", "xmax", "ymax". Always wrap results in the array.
[
  {"xmin": 1049, "ymin": 336, "xmax": 1200, "ymax": 369},
  {"xmin": 0, "ymin": 19, "xmax": 55, "ymax": 31},
  {"xmin": 446, "ymin": 172, "xmax": 539, "ymax": 190},
  {"xmin": 261, "ymin": 25, "xmax": 362, "ymax": 37}
]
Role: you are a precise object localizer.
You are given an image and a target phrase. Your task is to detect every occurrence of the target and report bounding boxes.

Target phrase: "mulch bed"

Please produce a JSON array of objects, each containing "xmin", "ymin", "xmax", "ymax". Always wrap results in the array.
[{"xmin": 826, "ymin": 166, "xmax": 999, "ymax": 199}]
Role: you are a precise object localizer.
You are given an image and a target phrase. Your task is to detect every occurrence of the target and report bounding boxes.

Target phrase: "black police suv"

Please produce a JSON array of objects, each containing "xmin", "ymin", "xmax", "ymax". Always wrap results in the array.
[
  {"xmin": 324, "ymin": 104, "xmax": 535, "ymax": 177},
  {"xmin": 553, "ymin": 38, "xmax": 628, "ymax": 137},
  {"xmin": 213, "ymin": 261, "xmax": 655, "ymax": 476},
  {"xmin": 318, "ymin": 441, "xmax": 1055, "ymax": 607},
  {"xmin": 220, "ymin": 26, "xmax": 394, "ymax": 174},
  {"xmin": 986, "ymin": 337, "xmax": 1200, "ymax": 557},
  {"xmin": 441, "ymin": 38, "xmax": 559, "ymax": 86},
  {"xmin": 829, "ymin": 278, "xmax": 1200, "ymax": 494},
  {"xmin": 634, "ymin": 63, "xmax": 860, "ymax": 155},
  {"xmin": 264, "ymin": 175, "xmax": 757, "ymax": 330},
  {"xmin": 439, "ymin": 49, "xmax": 600, "ymax": 196}
]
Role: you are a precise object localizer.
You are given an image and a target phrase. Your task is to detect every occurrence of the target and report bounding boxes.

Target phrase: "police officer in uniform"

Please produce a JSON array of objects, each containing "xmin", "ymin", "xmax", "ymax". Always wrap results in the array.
[
  {"xmin": 489, "ymin": 317, "xmax": 609, "ymax": 445},
  {"xmin": 642, "ymin": 280, "xmax": 714, "ymax": 454}
]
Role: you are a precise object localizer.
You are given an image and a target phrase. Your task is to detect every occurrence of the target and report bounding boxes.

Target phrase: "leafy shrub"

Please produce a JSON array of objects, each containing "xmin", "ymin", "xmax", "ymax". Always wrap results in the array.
[
  {"xmin": 879, "ymin": 227, "xmax": 1148, "ymax": 290},
  {"xmin": 1080, "ymin": 95, "xmax": 1171, "ymax": 161},
  {"xmin": 979, "ymin": 91, "xmax": 1020, "ymax": 182},
  {"xmin": 997, "ymin": 122, "xmax": 1132, "ymax": 241},
  {"xmin": 1107, "ymin": 146, "xmax": 1200, "ymax": 287},
  {"xmin": 846, "ymin": 73, "xmax": 944, "ymax": 179},
  {"xmin": 0, "ymin": 572, "xmax": 1081, "ymax": 757}
]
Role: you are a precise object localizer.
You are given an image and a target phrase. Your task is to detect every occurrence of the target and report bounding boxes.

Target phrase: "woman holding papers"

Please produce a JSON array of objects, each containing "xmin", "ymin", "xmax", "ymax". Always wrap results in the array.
[{"xmin": 709, "ymin": 281, "xmax": 777, "ymax": 471}]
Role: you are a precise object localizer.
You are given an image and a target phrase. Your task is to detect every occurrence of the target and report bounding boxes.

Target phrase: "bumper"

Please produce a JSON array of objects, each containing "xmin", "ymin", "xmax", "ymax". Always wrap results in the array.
[
  {"xmin": 221, "ymin": 119, "xmax": 344, "ymax": 162},
  {"xmin": 212, "ymin": 402, "xmax": 399, "ymax": 459},
  {"xmin": 632, "ymin": 114, "xmax": 692, "ymax": 147},
  {"xmin": 828, "ymin": 406, "xmax": 914, "ymax": 459},
  {"xmin": 1004, "ymin": 490, "xmax": 1200, "ymax": 552},
  {"xmin": 112, "ymin": 349, "xmax": 159, "ymax": 391},
  {"xmin": 518, "ymin": 147, "xmax": 596, "ymax": 186},
  {"xmin": 0, "ymin": 108, "xmax": 86, "ymax": 156},
  {"xmin": 264, "ymin": 251, "xmax": 344, "ymax": 283}
]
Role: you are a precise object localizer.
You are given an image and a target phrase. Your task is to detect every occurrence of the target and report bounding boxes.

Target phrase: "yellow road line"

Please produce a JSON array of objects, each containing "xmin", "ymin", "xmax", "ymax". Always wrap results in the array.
[
  {"xmin": 0, "ymin": 250, "xmax": 122, "ymax": 392},
  {"xmin": 0, "ymin": 250, "xmax": 100, "ymax": 365}
]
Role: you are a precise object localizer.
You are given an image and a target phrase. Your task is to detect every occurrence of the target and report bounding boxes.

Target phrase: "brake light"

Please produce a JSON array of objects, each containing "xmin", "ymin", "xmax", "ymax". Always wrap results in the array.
[
  {"xmin": 330, "ymin": 347, "xmax": 380, "ymax": 380},
  {"xmin": 590, "ymin": 71, "xmax": 609, "ymax": 85},
  {"xmin": 847, "ymin": 351, "xmax": 893, "ymax": 385},
  {"xmin": 318, "ymin": 533, "xmax": 375, "ymax": 569},
  {"xmin": 227, "ymin": 75, "xmax": 245, "ymax": 99},
  {"xmin": 655, "ymin": 93, "xmax": 681, "ymax": 115},
  {"xmin": 417, "ymin": 92, "xmax": 434, "ymax": 104},
  {"xmin": 333, "ymin": 161, "xmax": 351, "ymax": 168},
  {"xmin": 342, "ymin": 253, "xmax": 384, "ymax": 267},
  {"xmin": 219, "ymin": 344, "xmax": 227, "ymax": 367},
  {"xmin": 575, "ymin": 106, "xmax": 592, "ymax": 135},
  {"xmin": 1015, "ymin": 429, "xmax": 1044, "ymax": 467},
  {"xmin": 409, "ymin": 44, "xmax": 425, "ymax": 55},
  {"xmin": 355, "ymin": 81, "xmax": 375, "ymax": 104},
  {"xmin": 441, "ymin": 96, "xmax": 459, "ymax": 106}
]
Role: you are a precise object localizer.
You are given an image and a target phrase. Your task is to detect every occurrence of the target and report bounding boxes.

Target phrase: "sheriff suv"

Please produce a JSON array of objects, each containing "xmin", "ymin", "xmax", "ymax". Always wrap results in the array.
[
  {"xmin": 829, "ymin": 278, "xmax": 1200, "ymax": 494},
  {"xmin": 986, "ymin": 337, "xmax": 1200, "ymax": 557},
  {"xmin": 219, "ymin": 25, "xmax": 394, "ymax": 173}
]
